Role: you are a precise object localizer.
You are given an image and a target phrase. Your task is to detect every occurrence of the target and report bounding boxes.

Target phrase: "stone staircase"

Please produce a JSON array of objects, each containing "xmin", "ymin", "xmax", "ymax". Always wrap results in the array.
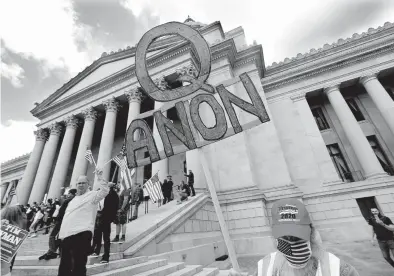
[
  {"xmin": 13, "ymin": 194, "xmax": 226, "ymax": 276},
  {"xmin": 12, "ymin": 255, "xmax": 219, "ymax": 276}
]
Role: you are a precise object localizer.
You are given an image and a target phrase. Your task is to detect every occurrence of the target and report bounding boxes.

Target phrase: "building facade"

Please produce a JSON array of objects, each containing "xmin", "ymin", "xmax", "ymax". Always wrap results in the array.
[{"xmin": 2, "ymin": 18, "xmax": 394, "ymax": 247}]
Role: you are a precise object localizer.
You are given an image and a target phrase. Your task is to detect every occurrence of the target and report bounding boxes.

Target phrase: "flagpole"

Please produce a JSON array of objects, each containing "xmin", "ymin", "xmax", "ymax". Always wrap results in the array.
[{"xmin": 111, "ymin": 166, "xmax": 119, "ymax": 183}]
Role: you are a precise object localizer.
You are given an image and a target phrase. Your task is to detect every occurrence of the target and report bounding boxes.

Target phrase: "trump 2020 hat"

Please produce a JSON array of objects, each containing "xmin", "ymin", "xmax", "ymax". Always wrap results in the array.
[{"xmin": 271, "ymin": 198, "xmax": 312, "ymax": 241}]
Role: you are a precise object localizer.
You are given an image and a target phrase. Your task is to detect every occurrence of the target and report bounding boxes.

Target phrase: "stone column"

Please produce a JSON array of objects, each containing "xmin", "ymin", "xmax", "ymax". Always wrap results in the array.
[
  {"xmin": 47, "ymin": 116, "xmax": 80, "ymax": 199},
  {"xmin": 325, "ymin": 85, "xmax": 386, "ymax": 179},
  {"xmin": 70, "ymin": 107, "xmax": 98, "ymax": 188},
  {"xmin": 152, "ymin": 100, "xmax": 169, "ymax": 182},
  {"xmin": 292, "ymin": 94, "xmax": 342, "ymax": 184},
  {"xmin": 17, "ymin": 129, "xmax": 48, "ymax": 204},
  {"xmin": 29, "ymin": 123, "xmax": 63, "ymax": 203},
  {"xmin": 360, "ymin": 74, "xmax": 394, "ymax": 135},
  {"xmin": 1, "ymin": 182, "xmax": 9, "ymax": 203},
  {"xmin": 151, "ymin": 77, "xmax": 170, "ymax": 182},
  {"xmin": 125, "ymin": 87, "xmax": 144, "ymax": 182},
  {"xmin": 94, "ymin": 98, "xmax": 121, "ymax": 189}
]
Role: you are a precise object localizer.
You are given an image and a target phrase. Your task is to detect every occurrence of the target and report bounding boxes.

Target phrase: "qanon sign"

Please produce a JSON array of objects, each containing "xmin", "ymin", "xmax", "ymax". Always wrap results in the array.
[{"xmin": 125, "ymin": 21, "xmax": 270, "ymax": 169}]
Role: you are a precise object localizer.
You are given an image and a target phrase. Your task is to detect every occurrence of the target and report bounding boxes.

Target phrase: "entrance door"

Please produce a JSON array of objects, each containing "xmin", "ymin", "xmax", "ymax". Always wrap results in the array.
[{"xmin": 356, "ymin": 196, "xmax": 379, "ymax": 221}]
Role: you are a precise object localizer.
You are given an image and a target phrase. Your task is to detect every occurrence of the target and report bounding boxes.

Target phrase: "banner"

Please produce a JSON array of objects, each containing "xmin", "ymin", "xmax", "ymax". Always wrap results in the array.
[{"xmin": 1, "ymin": 223, "xmax": 29, "ymax": 263}]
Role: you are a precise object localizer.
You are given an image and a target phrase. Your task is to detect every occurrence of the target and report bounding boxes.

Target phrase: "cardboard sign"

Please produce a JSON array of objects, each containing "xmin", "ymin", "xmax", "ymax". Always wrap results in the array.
[
  {"xmin": 1, "ymin": 223, "xmax": 29, "ymax": 263},
  {"xmin": 125, "ymin": 21, "xmax": 270, "ymax": 169}
]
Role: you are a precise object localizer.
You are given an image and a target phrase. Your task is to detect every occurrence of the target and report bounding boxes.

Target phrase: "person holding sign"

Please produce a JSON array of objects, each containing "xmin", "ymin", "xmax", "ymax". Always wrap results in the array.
[
  {"xmin": 57, "ymin": 169, "xmax": 111, "ymax": 276},
  {"xmin": 1, "ymin": 205, "xmax": 28, "ymax": 276}
]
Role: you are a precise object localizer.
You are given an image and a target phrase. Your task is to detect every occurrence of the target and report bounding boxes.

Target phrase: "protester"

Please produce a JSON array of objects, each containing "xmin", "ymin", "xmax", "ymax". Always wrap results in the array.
[
  {"xmin": 180, "ymin": 180, "xmax": 190, "ymax": 196},
  {"xmin": 369, "ymin": 207, "xmax": 394, "ymax": 267},
  {"xmin": 112, "ymin": 185, "xmax": 131, "ymax": 242},
  {"xmin": 57, "ymin": 171, "xmax": 111, "ymax": 276},
  {"xmin": 143, "ymin": 178, "xmax": 150, "ymax": 214},
  {"xmin": 1, "ymin": 205, "xmax": 27, "ymax": 275},
  {"xmin": 175, "ymin": 182, "xmax": 189, "ymax": 205},
  {"xmin": 38, "ymin": 189, "xmax": 77, "ymax": 261},
  {"xmin": 51, "ymin": 200, "xmax": 61, "ymax": 223},
  {"xmin": 229, "ymin": 198, "xmax": 360, "ymax": 276},
  {"xmin": 162, "ymin": 175, "xmax": 173, "ymax": 204},
  {"xmin": 130, "ymin": 183, "xmax": 144, "ymax": 221},
  {"xmin": 91, "ymin": 183, "xmax": 119, "ymax": 263},
  {"xmin": 184, "ymin": 169, "xmax": 195, "ymax": 196},
  {"xmin": 29, "ymin": 207, "xmax": 44, "ymax": 237}
]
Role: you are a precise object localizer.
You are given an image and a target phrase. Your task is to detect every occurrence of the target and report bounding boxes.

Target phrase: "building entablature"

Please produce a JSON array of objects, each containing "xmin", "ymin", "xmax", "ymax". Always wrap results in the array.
[
  {"xmin": 1, "ymin": 153, "xmax": 30, "ymax": 180},
  {"xmin": 33, "ymin": 38, "xmax": 264, "ymax": 129},
  {"xmin": 262, "ymin": 22, "xmax": 394, "ymax": 94}
]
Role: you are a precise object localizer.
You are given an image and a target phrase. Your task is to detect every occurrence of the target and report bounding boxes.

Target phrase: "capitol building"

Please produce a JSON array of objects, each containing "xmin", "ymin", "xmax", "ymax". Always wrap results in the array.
[{"xmin": 2, "ymin": 17, "xmax": 394, "ymax": 247}]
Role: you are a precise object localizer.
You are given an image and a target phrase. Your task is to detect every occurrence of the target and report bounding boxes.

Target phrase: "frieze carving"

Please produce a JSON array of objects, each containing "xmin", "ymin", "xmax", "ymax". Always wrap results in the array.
[
  {"xmin": 290, "ymin": 93, "xmax": 306, "ymax": 102},
  {"xmin": 82, "ymin": 107, "xmax": 99, "ymax": 121},
  {"xmin": 154, "ymin": 76, "xmax": 169, "ymax": 91},
  {"xmin": 176, "ymin": 64, "xmax": 198, "ymax": 79},
  {"xmin": 125, "ymin": 87, "xmax": 144, "ymax": 103},
  {"xmin": 34, "ymin": 128, "xmax": 49, "ymax": 141},
  {"xmin": 49, "ymin": 123, "xmax": 63, "ymax": 136},
  {"xmin": 266, "ymin": 22, "xmax": 394, "ymax": 69},
  {"xmin": 65, "ymin": 115, "xmax": 80, "ymax": 129},
  {"xmin": 103, "ymin": 97, "xmax": 121, "ymax": 112}
]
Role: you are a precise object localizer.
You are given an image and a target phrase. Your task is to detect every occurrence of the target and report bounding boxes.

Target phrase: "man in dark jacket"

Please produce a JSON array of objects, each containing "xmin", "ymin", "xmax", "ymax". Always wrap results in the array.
[
  {"xmin": 38, "ymin": 189, "xmax": 77, "ymax": 260},
  {"xmin": 162, "ymin": 176, "xmax": 173, "ymax": 204},
  {"xmin": 369, "ymin": 207, "xmax": 394, "ymax": 267},
  {"xmin": 130, "ymin": 183, "xmax": 144, "ymax": 221},
  {"xmin": 184, "ymin": 170, "xmax": 195, "ymax": 196},
  {"xmin": 91, "ymin": 184, "xmax": 119, "ymax": 263}
]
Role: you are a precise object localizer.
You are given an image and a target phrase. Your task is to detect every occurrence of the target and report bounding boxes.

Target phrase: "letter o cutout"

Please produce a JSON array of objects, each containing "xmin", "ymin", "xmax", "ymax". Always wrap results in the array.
[{"xmin": 135, "ymin": 22, "xmax": 212, "ymax": 102}]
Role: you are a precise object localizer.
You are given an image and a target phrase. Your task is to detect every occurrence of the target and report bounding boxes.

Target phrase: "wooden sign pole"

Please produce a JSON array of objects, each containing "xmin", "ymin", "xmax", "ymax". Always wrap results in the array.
[{"xmin": 198, "ymin": 148, "xmax": 240, "ymax": 272}]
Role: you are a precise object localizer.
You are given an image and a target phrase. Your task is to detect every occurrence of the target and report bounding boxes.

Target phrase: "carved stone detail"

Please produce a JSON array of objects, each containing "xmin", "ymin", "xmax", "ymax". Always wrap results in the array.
[
  {"xmin": 125, "ymin": 87, "xmax": 144, "ymax": 103},
  {"xmin": 65, "ymin": 115, "xmax": 80, "ymax": 129},
  {"xmin": 154, "ymin": 76, "xmax": 169, "ymax": 91},
  {"xmin": 103, "ymin": 97, "xmax": 121, "ymax": 112},
  {"xmin": 176, "ymin": 64, "xmax": 198, "ymax": 79},
  {"xmin": 49, "ymin": 123, "xmax": 63, "ymax": 136},
  {"xmin": 34, "ymin": 128, "xmax": 49, "ymax": 141},
  {"xmin": 290, "ymin": 93, "xmax": 306, "ymax": 102},
  {"xmin": 82, "ymin": 107, "xmax": 98, "ymax": 121}
]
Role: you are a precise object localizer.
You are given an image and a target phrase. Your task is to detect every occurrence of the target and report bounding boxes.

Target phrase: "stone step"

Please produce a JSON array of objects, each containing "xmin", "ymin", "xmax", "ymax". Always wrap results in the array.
[
  {"xmin": 91, "ymin": 259, "xmax": 170, "ymax": 276},
  {"xmin": 12, "ymin": 256, "xmax": 150, "ymax": 276},
  {"xmin": 133, "ymin": 262, "xmax": 185, "ymax": 276},
  {"xmin": 14, "ymin": 252, "xmax": 123, "ymax": 266},
  {"xmin": 166, "ymin": 265, "xmax": 203, "ymax": 276},
  {"xmin": 193, "ymin": 268, "xmax": 220, "ymax": 276}
]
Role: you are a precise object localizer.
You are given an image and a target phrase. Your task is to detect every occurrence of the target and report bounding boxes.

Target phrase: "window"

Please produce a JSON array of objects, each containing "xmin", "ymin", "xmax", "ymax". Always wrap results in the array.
[
  {"xmin": 385, "ymin": 87, "xmax": 394, "ymax": 101},
  {"xmin": 346, "ymin": 98, "xmax": 365, "ymax": 121},
  {"xmin": 311, "ymin": 107, "xmax": 330, "ymax": 131},
  {"xmin": 326, "ymin": 144, "xmax": 354, "ymax": 182},
  {"xmin": 367, "ymin": 136, "xmax": 394, "ymax": 175}
]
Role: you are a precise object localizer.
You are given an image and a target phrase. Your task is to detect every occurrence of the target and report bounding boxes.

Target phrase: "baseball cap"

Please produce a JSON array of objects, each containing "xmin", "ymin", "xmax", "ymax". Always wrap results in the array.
[{"xmin": 271, "ymin": 198, "xmax": 312, "ymax": 241}]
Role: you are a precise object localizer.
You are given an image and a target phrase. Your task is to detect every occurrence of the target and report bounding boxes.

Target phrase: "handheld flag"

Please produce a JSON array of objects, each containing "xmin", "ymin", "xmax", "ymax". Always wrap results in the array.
[{"xmin": 143, "ymin": 172, "xmax": 164, "ymax": 203}]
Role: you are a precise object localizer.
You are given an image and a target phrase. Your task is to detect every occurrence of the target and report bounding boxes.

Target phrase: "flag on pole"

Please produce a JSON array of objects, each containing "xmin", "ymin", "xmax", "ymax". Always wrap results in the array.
[
  {"xmin": 113, "ymin": 154, "xmax": 127, "ymax": 172},
  {"xmin": 113, "ymin": 147, "xmax": 135, "ymax": 189},
  {"xmin": 84, "ymin": 149, "xmax": 95, "ymax": 165},
  {"xmin": 143, "ymin": 172, "xmax": 164, "ymax": 203},
  {"xmin": 9, "ymin": 184, "xmax": 16, "ymax": 197}
]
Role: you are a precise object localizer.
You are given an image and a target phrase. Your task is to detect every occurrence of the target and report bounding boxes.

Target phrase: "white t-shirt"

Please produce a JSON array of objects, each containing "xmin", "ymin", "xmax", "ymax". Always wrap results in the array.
[
  {"xmin": 52, "ymin": 204, "xmax": 61, "ymax": 218},
  {"xmin": 33, "ymin": 211, "xmax": 44, "ymax": 222},
  {"xmin": 58, "ymin": 181, "xmax": 109, "ymax": 239}
]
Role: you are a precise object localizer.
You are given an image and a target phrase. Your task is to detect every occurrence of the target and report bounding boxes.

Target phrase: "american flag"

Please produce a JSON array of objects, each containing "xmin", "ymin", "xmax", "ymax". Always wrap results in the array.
[
  {"xmin": 113, "ymin": 154, "xmax": 127, "ymax": 172},
  {"xmin": 113, "ymin": 147, "xmax": 135, "ymax": 189},
  {"xmin": 277, "ymin": 239, "xmax": 311, "ymax": 264},
  {"xmin": 84, "ymin": 149, "xmax": 95, "ymax": 165},
  {"xmin": 8, "ymin": 183, "xmax": 16, "ymax": 197},
  {"xmin": 143, "ymin": 172, "xmax": 164, "ymax": 203}
]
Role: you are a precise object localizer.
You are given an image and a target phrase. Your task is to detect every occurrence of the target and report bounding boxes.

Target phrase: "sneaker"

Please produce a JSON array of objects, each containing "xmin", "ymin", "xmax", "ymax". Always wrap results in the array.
[
  {"xmin": 29, "ymin": 233, "xmax": 37, "ymax": 238},
  {"xmin": 100, "ymin": 259, "xmax": 109, "ymax": 264},
  {"xmin": 120, "ymin": 236, "xmax": 125, "ymax": 242},
  {"xmin": 38, "ymin": 254, "xmax": 47, "ymax": 260},
  {"xmin": 111, "ymin": 237, "xmax": 119, "ymax": 243},
  {"xmin": 91, "ymin": 253, "xmax": 99, "ymax": 257}
]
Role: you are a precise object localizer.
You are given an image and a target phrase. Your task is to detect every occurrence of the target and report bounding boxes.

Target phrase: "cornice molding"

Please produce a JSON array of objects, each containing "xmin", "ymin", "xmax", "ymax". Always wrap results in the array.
[
  {"xmin": 263, "ymin": 43, "xmax": 394, "ymax": 91},
  {"xmin": 1, "ymin": 153, "xmax": 31, "ymax": 167},
  {"xmin": 266, "ymin": 22, "xmax": 394, "ymax": 70}
]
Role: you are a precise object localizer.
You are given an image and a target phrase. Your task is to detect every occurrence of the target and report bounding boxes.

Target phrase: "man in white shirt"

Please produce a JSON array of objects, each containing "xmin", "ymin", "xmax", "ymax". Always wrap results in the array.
[{"xmin": 57, "ymin": 170, "xmax": 112, "ymax": 276}]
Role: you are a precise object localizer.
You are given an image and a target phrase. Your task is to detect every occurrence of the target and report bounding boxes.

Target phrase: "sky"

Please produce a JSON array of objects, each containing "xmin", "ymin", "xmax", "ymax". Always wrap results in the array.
[{"xmin": 1, "ymin": 0, "xmax": 394, "ymax": 163}]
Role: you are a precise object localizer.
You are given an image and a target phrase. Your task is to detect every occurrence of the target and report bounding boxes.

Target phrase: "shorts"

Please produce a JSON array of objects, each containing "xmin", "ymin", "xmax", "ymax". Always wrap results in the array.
[{"xmin": 114, "ymin": 210, "xmax": 128, "ymax": 225}]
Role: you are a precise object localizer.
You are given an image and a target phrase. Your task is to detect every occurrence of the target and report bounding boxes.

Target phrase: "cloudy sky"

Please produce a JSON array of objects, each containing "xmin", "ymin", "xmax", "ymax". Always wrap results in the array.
[{"xmin": 1, "ymin": 0, "xmax": 394, "ymax": 162}]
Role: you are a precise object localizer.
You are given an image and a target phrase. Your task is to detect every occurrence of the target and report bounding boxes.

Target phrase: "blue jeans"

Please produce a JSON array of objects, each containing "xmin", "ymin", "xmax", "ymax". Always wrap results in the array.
[{"xmin": 378, "ymin": 240, "xmax": 394, "ymax": 267}]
